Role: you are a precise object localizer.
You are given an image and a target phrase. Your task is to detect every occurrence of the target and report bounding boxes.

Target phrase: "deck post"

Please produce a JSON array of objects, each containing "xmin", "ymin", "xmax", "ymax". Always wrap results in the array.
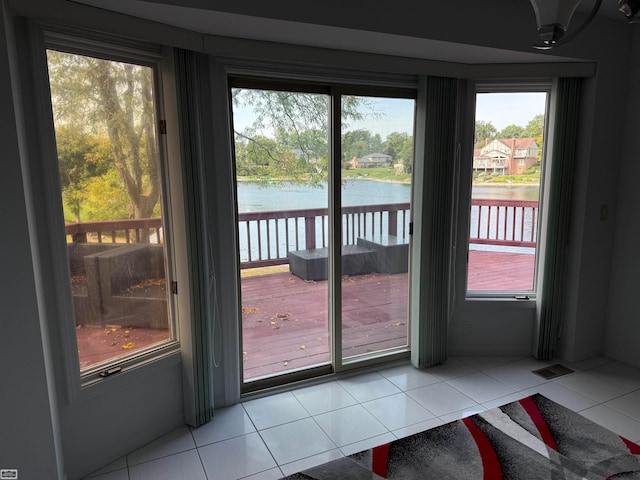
[
  {"xmin": 305, "ymin": 216, "xmax": 316, "ymax": 249},
  {"xmin": 388, "ymin": 210, "xmax": 398, "ymax": 237},
  {"xmin": 71, "ymin": 232, "xmax": 87, "ymax": 243}
]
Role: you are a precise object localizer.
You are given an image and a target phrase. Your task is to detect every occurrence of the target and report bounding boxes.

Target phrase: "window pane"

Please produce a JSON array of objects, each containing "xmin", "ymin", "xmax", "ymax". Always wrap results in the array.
[
  {"xmin": 468, "ymin": 92, "xmax": 546, "ymax": 293},
  {"xmin": 340, "ymin": 96, "xmax": 413, "ymax": 361},
  {"xmin": 46, "ymin": 50, "xmax": 173, "ymax": 371},
  {"xmin": 231, "ymin": 87, "xmax": 330, "ymax": 382}
]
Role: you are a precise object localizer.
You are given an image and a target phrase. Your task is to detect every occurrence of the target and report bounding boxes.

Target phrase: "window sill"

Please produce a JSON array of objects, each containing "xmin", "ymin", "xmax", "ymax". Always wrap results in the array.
[
  {"xmin": 69, "ymin": 346, "xmax": 182, "ymax": 404},
  {"xmin": 463, "ymin": 295, "xmax": 537, "ymax": 308}
]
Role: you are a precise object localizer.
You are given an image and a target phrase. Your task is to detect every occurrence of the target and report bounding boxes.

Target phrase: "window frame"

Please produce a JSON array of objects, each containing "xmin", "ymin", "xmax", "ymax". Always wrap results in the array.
[
  {"xmin": 34, "ymin": 28, "xmax": 184, "ymax": 400},
  {"xmin": 462, "ymin": 80, "xmax": 552, "ymax": 301},
  {"xmin": 225, "ymin": 68, "xmax": 417, "ymax": 393}
]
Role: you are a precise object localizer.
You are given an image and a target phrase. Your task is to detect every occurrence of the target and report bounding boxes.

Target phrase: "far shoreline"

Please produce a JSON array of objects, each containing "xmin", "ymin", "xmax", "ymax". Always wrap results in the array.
[{"xmin": 237, "ymin": 176, "xmax": 539, "ymax": 188}]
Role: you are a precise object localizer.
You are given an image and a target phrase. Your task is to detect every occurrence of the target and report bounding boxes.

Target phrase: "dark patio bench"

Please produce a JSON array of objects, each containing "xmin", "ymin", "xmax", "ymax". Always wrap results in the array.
[
  {"xmin": 288, "ymin": 244, "xmax": 376, "ymax": 281},
  {"xmin": 356, "ymin": 235, "xmax": 409, "ymax": 274}
]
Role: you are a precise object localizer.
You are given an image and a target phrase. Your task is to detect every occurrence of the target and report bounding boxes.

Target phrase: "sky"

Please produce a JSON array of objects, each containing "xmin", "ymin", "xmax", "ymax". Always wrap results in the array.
[
  {"xmin": 348, "ymin": 93, "xmax": 547, "ymax": 137},
  {"xmin": 475, "ymin": 92, "xmax": 547, "ymax": 131},
  {"xmin": 346, "ymin": 97, "xmax": 415, "ymax": 138},
  {"xmin": 232, "ymin": 91, "xmax": 547, "ymax": 139}
]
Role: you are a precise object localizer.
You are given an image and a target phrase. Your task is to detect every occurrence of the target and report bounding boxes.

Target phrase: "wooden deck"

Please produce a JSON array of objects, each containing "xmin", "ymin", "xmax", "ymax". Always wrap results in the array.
[
  {"xmin": 241, "ymin": 249, "xmax": 535, "ymax": 380},
  {"xmin": 75, "ymin": 250, "xmax": 534, "ymax": 377}
]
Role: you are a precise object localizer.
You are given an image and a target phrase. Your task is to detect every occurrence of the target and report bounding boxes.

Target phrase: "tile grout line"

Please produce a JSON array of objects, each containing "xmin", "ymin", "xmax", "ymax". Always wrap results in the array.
[
  {"xmin": 191, "ymin": 427, "xmax": 211, "ymax": 480},
  {"xmin": 86, "ymin": 356, "xmax": 640, "ymax": 479}
]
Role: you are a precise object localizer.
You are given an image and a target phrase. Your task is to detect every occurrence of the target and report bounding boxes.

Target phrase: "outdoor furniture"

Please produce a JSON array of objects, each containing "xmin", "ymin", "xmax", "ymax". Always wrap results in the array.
[
  {"xmin": 357, "ymin": 235, "xmax": 409, "ymax": 274},
  {"xmin": 288, "ymin": 244, "xmax": 376, "ymax": 281}
]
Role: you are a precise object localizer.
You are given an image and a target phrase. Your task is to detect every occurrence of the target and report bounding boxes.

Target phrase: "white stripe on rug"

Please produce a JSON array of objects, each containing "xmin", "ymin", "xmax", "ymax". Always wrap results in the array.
[{"xmin": 479, "ymin": 408, "xmax": 551, "ymax": 459}]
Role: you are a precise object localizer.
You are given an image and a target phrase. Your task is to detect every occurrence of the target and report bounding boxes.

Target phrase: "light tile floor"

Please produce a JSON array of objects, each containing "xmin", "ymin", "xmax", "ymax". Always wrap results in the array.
[{"xmin": 85, "ymin": 355, "xmax": 640, "ymax": 480}]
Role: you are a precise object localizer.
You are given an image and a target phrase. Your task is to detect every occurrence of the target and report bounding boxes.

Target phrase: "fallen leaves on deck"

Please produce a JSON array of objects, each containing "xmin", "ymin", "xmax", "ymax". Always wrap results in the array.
[
  {"xmin": 123, "ymin": 278, "xmax": 166, "ymax": 294},
  {"xmin": 385, "ymin": 322, "xmax": 406, "ymax": 328},
  {"xmin": 242, "ymin": 306, "xmax": 262, "ymax": 314}
]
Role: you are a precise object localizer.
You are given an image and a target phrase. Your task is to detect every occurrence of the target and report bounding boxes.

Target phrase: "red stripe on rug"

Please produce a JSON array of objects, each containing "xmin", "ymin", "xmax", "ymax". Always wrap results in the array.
[
  {"xmin": 621, "ymin": 436, "xmax": 640, "ymax": 454},
  {"xmin": 372, "ymin": 442, "xmax": 391, "ymax": 478},
  {"xmin": 462, "ymin": 417, "xmax": 503, "ymax": 480},
  {"xmin": 519, "ymin": 396, "xmax": 559, "ymax": 451}
]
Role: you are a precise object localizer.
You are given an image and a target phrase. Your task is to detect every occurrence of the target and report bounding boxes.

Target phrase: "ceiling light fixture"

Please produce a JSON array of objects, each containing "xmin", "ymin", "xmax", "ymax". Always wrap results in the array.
[
  {"xmin": 618, "ymin": 0, "xmax": 640, "ymax": 21},
  {"xmin": 529, "ymin": 0, "xmax": 603, "ymax": 49}
]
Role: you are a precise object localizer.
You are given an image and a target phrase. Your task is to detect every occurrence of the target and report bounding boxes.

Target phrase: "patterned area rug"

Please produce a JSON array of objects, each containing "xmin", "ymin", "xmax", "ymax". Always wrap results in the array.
[{"xmin": 282, "ymin": 394, "xmax": 640, "ymax": 479}]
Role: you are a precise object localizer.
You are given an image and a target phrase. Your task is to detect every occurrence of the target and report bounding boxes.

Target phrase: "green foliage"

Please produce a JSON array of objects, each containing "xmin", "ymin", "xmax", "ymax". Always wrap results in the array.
[
  {"xmin": 235, "ymin": 134, "xmax": 321, "ymax": 184},
  {"xmin": 80, "ymin": 170, "xmax": 131, "ymax": 221},
  {"xmin": 474, "ymin": 121, "xmax": 498, "ymax": 147},
  {"xmin": 382, "ymin": 132, "xmax": 408, "ymax": 159},
  {"xmin": 47, "ymin": 50, "xmax": 160, "ymax": 220},
  {"xmin": 383, "ymin": 131, "xmax": 413, "ymax": 172},
  {"xmin": 232, "ymin": 88, "xmax": 376, "ymax": 186},
  {"xmin": 523, "ymin": 114, "xmax": 545, "ymax": 138},
  {"xmin": 475, "ymin": 172, "xmax": 540, "ymax": 184},
  {"xmin": 342, "ymin": 166, "xmax": 411, "ymax": 183},
  {"xmin": 342, "ymin": 129, "xmax": 383, "ymax": 162},
  {"xmin": 498, "ymin": 124, "xmax": 525, "ymax": 139},
  {"xmin": 55, "ymin": 125, "xmax": 111, "ymax": 222}
]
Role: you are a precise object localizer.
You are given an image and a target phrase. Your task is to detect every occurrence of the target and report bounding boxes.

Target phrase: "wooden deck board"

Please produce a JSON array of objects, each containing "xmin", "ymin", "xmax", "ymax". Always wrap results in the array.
[
  {"xmin": 241, "ymin": 249, "xmax": 535, "ymax": 379},
  {"xmin": 76, "ymin": 250, "xmax": 535, "ymax": 377}
]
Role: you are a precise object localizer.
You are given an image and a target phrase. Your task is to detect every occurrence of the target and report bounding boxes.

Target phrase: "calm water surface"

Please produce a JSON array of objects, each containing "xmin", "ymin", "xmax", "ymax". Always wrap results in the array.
[{"xmin": 237, "ymin": 180, "xmax": 538, "ymax": 212}]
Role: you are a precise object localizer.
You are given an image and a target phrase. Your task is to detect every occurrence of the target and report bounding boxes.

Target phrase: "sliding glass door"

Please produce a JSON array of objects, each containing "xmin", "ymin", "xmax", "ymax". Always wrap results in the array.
[
  {"xmin": 229, "ymin": 81, "xmax": 415, "ymax": 388},
  {"xmin": 340, "ymin": 95, "xmax": 414, "ymax": 363},
  {"xmin": 231, "ymin": 87, "xmax": 331, "ymax": 383}
]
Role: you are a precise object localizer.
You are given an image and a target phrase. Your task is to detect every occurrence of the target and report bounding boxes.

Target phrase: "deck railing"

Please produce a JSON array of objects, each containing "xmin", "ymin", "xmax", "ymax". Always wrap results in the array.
[
  {"xmin": 470, "ymin": 199, "xmax": 538, "ymax": 248},
  {"xmin": 65, "ymin": 198, "xmax": 538, "ymax": 268},
  {"xmin": 237, "ymin": 203, "xmax": 412, "ymax": 269},
  {"xmin": 65, "ymin": 218, "xmax": 163, "ymax": 244}
]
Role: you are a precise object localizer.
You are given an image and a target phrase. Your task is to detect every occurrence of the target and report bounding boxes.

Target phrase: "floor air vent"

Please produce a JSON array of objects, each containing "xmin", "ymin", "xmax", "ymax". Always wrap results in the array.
[{"xmin": 532, "ymin": 364, "xmax": 574, "ymax": 380}]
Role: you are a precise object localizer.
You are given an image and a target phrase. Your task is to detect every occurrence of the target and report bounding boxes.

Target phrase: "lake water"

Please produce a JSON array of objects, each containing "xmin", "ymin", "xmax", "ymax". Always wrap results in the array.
[{"xmin": 238, "ymin": 180, "xmax": 538, "ymax": 212}]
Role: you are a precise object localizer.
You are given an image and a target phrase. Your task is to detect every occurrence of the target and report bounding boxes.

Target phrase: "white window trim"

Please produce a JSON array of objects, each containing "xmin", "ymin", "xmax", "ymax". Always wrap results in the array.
[
  {"xmin": 26, "ymin": 25, "xmax": 186, "ymax": 403},
  {"xmin": 461, "ymin": 80, "xmax": 553, "ymax": 303},
  {"xmin": 208, "ymin": 58, "xmax": 417, "ymax": 395}
]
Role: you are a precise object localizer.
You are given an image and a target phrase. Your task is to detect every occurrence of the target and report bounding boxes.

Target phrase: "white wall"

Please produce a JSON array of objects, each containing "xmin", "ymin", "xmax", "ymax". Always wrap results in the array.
[
  {"xmin": 604, "ymin": 27, "xmax": 640, "ymax": 368},
  {"xmin": 0, "ymin": 2, "xmax": 63, "ymax": 477},
  {"xmin": 1, "ymin": 3, "xmax": 186, "ymax": 479},
  {"xmin": 449, "ymin": 303, "xmax": 535, "ymax": 356},
  {"xmin": 548, "ymin": 18, "xmax": 632, "ymax": 363},
  {"xmin": 59, "ymin": 363, "xmax": 184, "ymax": 479}
]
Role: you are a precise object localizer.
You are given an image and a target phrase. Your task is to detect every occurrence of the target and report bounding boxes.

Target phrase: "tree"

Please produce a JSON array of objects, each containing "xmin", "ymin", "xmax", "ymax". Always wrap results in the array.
[
  {"xmin": 47, "ymin": 50, "xmax": 159, "ymax": 219},
  {"xmin": 398, "ymin": 136, "xmax": 414, "ymax": 173},
  {"xmin": 232, "ymin": 88, "xmax": 369, "ymax": 184},
  {"xmin": 81, "ymin": 170, "xmax": 131, "ymax": 221},
  {"xmin": 474, "ymin": 120, "xmax": 497, "ymax": 147},
  {"xmin": 521, "ymin": 114, "xmax": 545, "ymax": 164},
  {"xmin": 523, "ymin": 114, "xmax": 545, "ymax": 138},
  {"xmin": 383, "ymin": 132, "xmax": 410, "ymax": 161},
  {"xmin": 276, "ymin": 128, "xmax": 328, "ymax": 170},
  {"xmin": 498, "ymin": 124, "xmax": 525, "ymax": 139},
  {"xmin": 235, "ymin": 135, "xmax": 310, "ymax": 181},
  {"xmin": 54, "ymin": 125, "xmax": 110, "ymax": 222},
  {"xmin": 342, "ymin": 129, "xmax": 384, "ymax": 163}
]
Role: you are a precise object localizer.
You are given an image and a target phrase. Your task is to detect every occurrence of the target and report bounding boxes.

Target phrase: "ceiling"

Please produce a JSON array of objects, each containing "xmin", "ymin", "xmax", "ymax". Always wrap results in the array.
[{"xmin": 71, "ymin": 0, "xmax": 629, "ymax": 64}]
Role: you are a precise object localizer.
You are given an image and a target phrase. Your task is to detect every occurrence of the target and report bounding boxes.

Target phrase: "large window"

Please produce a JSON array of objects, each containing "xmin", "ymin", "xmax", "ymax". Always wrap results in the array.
[
  {"xmin": 229, "ymin": 80, "xmax": 415, "ymax": 388},
  {"xmin": 45, "ymin": 46, "xmax": 177, "ymax": 376},
  {"xmin": 467, "ymin": 90, "xmax": 548, "ymax": 296}
]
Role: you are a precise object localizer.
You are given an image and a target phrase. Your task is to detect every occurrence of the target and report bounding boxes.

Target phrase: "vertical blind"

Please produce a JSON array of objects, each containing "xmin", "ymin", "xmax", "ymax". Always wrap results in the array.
[
  {"xmin": 411, "ymin": 76, "xmax": 461, "ymax": 368},
  {"xmin": 174, "ymin": 48, "xmax": 215, "ymax": 426},
  {"xmin": 536, "ymin": 77, "xmax": 581, "ymax": 359}
]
